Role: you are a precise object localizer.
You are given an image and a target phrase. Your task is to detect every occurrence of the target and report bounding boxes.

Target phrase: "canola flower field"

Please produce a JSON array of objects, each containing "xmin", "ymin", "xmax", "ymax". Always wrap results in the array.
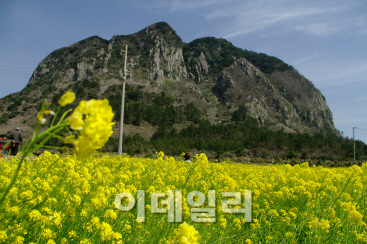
[{"xmin": 0, "ymin": 152, "xmax": 366, "ymax": 244}]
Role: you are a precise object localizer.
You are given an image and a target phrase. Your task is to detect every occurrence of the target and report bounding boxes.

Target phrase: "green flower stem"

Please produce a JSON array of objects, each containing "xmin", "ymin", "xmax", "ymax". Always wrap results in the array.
[
  {"xmin": 41, "ymin": 146, "xmax": 65, "ymax": 150},
  {"xmin": 33, "ymin": 127, "xmax": 65, "ymax": 152},
  {"xmin": 57, "ymin": 109, "xmax": 72, "ymax": 125},
  {"xmin": 50, "ymin": 106, "xmax": 61, "ymax": 127}
]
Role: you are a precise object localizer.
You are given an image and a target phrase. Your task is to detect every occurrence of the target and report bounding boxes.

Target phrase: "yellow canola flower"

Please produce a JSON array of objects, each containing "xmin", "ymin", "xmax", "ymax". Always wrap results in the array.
[
  {"xmin": 13, "ymin": 236, "xmax": 24, "ymax": 244},
  {"xmin": 37, "ymin": 110, "xmax": 55, "ymax": 124},
  {"xmin": 80, "ymin": 239, "xmax": 91, "ymax": 244},
  {"xmin": 42, "ymin": 228, "xmax": 55, "ymax": 240},
  {"xmin": 68, "ymin": 231, "xmax": 77, "ymax": 238},
  {"xmin": 2, "ymin": 150, "xmax": 367, "ymax": 243},
  {"xmin": 69, "ymin": 111, "xmax": 84, "ymax": 130},
  {"xmin": 63, "ymin": 135, "xmax": 75, "ymax": 144},
  {"xmin": 0, "ymin": 231, "xmax": 7, "ymax": 243},
  {"xmin": 58, "ymin": 89, "xmax": 76, "ymax": 107},
  {"xmin": 68, "ymin": 99, "xmax": 114, "ymax": 158},
  {"xmin": 105, "ymin": 209, "xmax": 117, "ymax": 220},
  {"xmin": 170, "ymin": 222, "xmax": 200, "ymax": 244}
]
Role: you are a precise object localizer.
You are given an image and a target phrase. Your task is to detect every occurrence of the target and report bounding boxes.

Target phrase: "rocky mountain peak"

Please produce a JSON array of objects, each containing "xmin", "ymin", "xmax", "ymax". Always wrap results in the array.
[{"xmin": 0, "ymin": 22, "xmax": 337, "ymax": 139}]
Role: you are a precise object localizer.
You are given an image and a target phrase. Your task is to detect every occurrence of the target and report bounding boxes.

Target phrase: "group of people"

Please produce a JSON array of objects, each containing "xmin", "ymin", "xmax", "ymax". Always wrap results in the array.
[
  {"xmin": 2, "ymin": 127, "xmax": 191, "ymax": 161},
  {"xmin": 0, "ymin": 127, "xmax": 22, "ymax": 158}
]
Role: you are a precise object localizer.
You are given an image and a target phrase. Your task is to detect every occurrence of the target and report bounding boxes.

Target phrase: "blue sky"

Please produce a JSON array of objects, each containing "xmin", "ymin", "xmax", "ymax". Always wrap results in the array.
[{"xmin": 1, "ymin": 0, "xmax": 367, "ymax": 143}]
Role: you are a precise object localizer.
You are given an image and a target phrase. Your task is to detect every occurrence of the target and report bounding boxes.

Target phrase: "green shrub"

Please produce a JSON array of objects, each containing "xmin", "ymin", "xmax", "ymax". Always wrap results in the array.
[
  {"xmin": 7, "ymin": 104, "xmax": 18, "ymax": 111},
  {"xmin": 9, "ymin": 111, "xmax": 20, "ymax": 119},
  {"xmin": 0, "ymin": 113, "xmax": 9, "ymax": 124}
]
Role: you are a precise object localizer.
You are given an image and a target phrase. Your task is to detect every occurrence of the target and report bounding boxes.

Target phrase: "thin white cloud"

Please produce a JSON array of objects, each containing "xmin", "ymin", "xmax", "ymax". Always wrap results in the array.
[
  {"xmin": 311, "ymin": 60, "xmax": 367, "ymax": 86},
  {"xmin": 168, "ymin": 0, "xmax": 226, "ymax": 12},
  {"xmin": 292, "ymin": 53, "xmax": 319, "ymax": 65},
  {"xmin": 136, "ymin": 0, "xmax": 225, "ymax": 12},
  {"xmin": 294, "ymin": 23, "xmax": 339, "ymax": 37},
  {"xmin": 203, "ymin": 2, "xmax": 352, "ymax": 39}
]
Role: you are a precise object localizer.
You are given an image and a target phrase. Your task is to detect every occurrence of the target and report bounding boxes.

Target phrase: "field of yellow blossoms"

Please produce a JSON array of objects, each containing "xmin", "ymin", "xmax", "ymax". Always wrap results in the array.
[{"xmin": 0, "ymin": 152, "xmax": 366, "ymax": 243}]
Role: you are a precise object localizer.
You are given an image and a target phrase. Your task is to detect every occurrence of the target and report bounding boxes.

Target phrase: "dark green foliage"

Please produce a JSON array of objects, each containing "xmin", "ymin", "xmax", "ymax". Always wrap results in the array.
[
  {"xmin": 67, "ymin": 46, "xmax": 78, "ymax": 54},
  {"xmin": 101, "ymin": 137, "xmax": 119, "ymax": 153},
  {"xmin": 81, "ymin": 79, "xmax": 100, "ymax": 89},
  {"xmin": 142, "ymin": 106, "xmax": 367, "ymax": 160},
  {"xmin": 102, "ymin": 84, "xmax": 197, "ymax": 126},
  {"xmin": 221, "ymin": 54, "xmax": 235, "ymax": 68},
  {"xmin": 84, "ymin": 49, "xmax": 98, "ymax": 58},
  {"xmin": 9, "ymin": 111, "xmax": 20, "ymax": 119},
  {"xmin": 94, "ymin": 61, "xmax": 104, "ymax": 70},
  {"xmin": 47, "ymin": 136, "xmax": 63, "ymax": 148},
  {"xmin": 286, "ymin": 149, "xmax": 297, "ymax": 159},
  {"xmin": 7, "ymin": 102, "xmax": 19, "ymax": 111},
  {"xmin": 52, "ymin": 90, "xmax": 66, "ymax": 105},
  {"xmin": 231, "ymin": 105, "xmax": 250, "ymax": 124},
  {"xmin": 0, "ymin": 113, "xmax": 9, "ymax": 124},
  {"xmin": 184, "ymin": 103, "xmax": 201, "ymax": 123},
  {"xmin": 42, "ymin": 86, "xmax": 57, "ymax": 96},
  {"xmin": 50, "ymin": 48, "xmax": 65, "ymax": 58},
  {"xmin": 61, "ymin": 79, "xmax": 101, "ymax": 102},
  {"xmin": 79, "ymin": 36, "xmax": 109, "ymax": 46},
  {"xmin": 87, "ymin": 92, "xmax": 98, "ymax": 100},
  {"xmin": 153, "ymin": 22, "xmax": 182, "ymax": 46},
  {"xmin": 183, "ymin": 37, "xmax": 293, "ymax": 76},
  {"xmin": 153, "ymin": 92, "xmax": 174, "ymax": 106},
  {"xmin": 243, "ymin": 51, "xmax": 292, "ymax": 73}
]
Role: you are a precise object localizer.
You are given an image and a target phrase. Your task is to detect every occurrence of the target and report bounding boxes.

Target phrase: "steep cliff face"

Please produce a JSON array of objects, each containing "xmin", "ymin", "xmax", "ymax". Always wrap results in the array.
[
  {"xmin": 210, "ymin": 58, "xmax": 335, "ymax": 130},
  {"xmin": 0, "ymin": 22, "xmax": 335, "ymax": 136},
  {"xmin": 181, "ymin": 37, "xmax": 335, "ymax": 131},
  {"xmin": 144, "ymin": 25, "xmax": 188, "ymax": 85}
]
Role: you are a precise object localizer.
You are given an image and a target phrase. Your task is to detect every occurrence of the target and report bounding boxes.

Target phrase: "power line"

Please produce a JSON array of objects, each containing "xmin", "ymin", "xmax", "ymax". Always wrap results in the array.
[
  {"xmin": 0, "ymin": 62, "xmax": 36, "ymax": 65},
  {"xmin": 0, "ymin": 70, "xmax": 33, "ymax": 73},
  {"xmin": 356, "ymin": 127, "xmax": 367, "ymax": 132},
  {"xmin": 327, "ymin": 99, "xmax": 367, "ymax": 104},
  {"xmin": 327, "ymin": 102, "xmax": 367, "ymax": 108},
  {"xmin": 0, "ymin": 73, "xmax": 32, "ymax": 75},
  {"xmin": 0, "ymin": 64, "xmax": 35, "ymax": 66}
]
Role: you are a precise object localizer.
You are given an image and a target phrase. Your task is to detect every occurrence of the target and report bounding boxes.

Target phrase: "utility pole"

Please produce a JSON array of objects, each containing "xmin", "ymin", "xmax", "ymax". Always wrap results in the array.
[{"xmin": 118, "ymin": 45, "xmax": 128, "ymax": 156}]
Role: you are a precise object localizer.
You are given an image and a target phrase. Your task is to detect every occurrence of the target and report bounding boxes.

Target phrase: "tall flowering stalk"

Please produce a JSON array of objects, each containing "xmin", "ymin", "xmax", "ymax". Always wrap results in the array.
[{"xmin": 0, "ymin": 90, "xmax": 114, "ymax": 211}]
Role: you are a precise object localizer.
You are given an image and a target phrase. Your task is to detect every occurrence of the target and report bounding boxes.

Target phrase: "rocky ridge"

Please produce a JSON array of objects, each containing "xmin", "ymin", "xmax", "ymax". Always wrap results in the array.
[{"xmin": 0, "ymin": 22, "xmax": 336, "ymax": 139}]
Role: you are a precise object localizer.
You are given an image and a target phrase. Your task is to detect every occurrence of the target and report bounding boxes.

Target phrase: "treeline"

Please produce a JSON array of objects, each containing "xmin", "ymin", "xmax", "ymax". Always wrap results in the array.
[
  {"xmin": 106, "ymin": 101, "xmax": 367, "ymax": 161},
  {"xmin": 116, "ymin": 120, "xmax": 367, "ymax": 161}
]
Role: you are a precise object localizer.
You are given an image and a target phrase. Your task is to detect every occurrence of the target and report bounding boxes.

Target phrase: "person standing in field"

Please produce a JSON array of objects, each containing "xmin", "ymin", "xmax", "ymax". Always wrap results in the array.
[
  {"xmin": 8, "ymin": 127, "xmax": 22, "ymax": 156},
  {"xmin": 182, "ymin": 153, "xmax": 192, "ymax": 163},
  {"xmin": 0, "ymin": 134, "xmax": 13, "ymax": 158}
]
